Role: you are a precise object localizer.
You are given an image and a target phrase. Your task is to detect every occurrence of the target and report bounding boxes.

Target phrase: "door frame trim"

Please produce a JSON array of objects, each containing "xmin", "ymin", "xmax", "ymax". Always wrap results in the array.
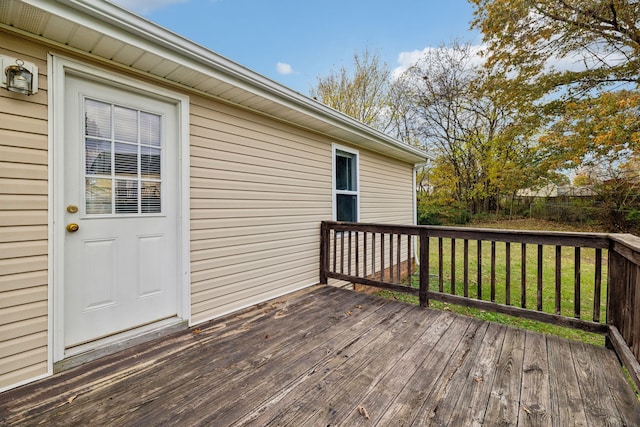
[{"xmin": 49, "ymin": 54, "xmax": 191, "ymax": 365}]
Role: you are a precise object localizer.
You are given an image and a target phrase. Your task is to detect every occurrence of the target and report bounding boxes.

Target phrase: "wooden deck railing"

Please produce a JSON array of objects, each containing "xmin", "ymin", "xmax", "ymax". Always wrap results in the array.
[{"xmin": 319, "ymin": 221, "xmax": 640, "ymax": 389}]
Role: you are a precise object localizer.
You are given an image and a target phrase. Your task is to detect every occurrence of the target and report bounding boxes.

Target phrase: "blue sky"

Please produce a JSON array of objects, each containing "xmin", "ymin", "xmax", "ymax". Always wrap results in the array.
[{"xmin": 112, "ymin": 0, "xmax": 481, "ymax": 95}]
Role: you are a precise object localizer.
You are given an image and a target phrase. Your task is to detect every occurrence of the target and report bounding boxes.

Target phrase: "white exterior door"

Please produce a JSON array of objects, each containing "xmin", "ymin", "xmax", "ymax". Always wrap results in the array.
[{"xmin": 62, "ymin": 74, "xmax": 180, "ymax": 350}]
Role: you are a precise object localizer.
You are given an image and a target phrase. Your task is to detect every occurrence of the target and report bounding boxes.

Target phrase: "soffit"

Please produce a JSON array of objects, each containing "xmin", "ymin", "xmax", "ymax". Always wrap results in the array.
[{"xmin": 1, "ymin": 0, "xmax": 427, "ymax": 164}]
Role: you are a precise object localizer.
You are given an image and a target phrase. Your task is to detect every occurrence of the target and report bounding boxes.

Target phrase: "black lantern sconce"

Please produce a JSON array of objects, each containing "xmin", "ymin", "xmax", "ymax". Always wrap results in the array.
[{"xmin": 1, "ymin": 55, "xmax": 38, "ymax": 96}]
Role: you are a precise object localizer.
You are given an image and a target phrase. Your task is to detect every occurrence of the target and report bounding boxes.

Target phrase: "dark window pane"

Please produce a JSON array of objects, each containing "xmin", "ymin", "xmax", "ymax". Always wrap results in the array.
[
  {"xmin": 337, "ymin": 194, "xmax": 357, "ymax": 222},
  {"xmin": 335, "ymin": 151, "xmax": 356, "ymax": 191}
]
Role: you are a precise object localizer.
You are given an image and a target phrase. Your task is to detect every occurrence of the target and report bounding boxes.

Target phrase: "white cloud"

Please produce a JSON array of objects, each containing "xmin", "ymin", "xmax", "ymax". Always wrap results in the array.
[
  {"xmin": 276, "ymin": 62, "xmax": 295, "ymax": 75},
  {"xmin": 392, "ymin": 45, "xmax": 486, "ymax": 80},
  {"xmin": 111, "ymin": 0, "xmax": 189, "ymax": 14},
  {"xmin": 393, "ymin": 42, "xmax": 629, "ymax": 82}
]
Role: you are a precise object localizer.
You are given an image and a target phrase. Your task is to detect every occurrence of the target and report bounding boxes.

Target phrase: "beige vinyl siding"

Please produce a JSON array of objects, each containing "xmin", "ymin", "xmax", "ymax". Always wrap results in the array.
[
  {"xmin": 189, "ymin": 95, "xmax": 334, "ymax": 323},
  {"xmin": 360, "ymin": 150, "xmax": 414, "ymax": 224},
  {"xmin": 189, "ymin": 96, "xmax": 416, "ymax": 322},
  {"xmin": 0, "ymin": 32, "xmax": 49, "ymax": 390},
  {"xmin": 189, "ymin": 96, "xmax": 417, "ymax": 321}
]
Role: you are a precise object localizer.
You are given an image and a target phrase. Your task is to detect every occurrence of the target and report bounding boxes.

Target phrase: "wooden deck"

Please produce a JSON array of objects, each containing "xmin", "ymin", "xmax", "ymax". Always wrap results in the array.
[{"xmin": 2, "ymin": 286, "xmax": 639, "ymax": 426}]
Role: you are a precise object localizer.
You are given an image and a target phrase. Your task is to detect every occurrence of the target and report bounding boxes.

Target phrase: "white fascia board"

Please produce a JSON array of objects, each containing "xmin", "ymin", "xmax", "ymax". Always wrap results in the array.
[{"xmin": 25, "ymin": 0, "xmax": 427, "ymax": 164}]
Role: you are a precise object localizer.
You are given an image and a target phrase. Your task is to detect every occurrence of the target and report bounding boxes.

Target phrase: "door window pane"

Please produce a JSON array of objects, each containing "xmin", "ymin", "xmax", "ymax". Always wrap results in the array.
[
  {"xmin": 142, "ymin": 181, "xmax": 161, "ymax": 213},
  {"xmin": 86, "ymin": 178, "xmax": 112, "ymax": 214},
  {"xmin": 114, "ymin": 143, "xmax": 138, "ymax": 177},
  {"xmin": 84, "ymin": 98, "xmax": 162, "ymax": 215},
  {"xmin": 115, "ymin": 179, "xmax": 138, "ymax": 214},
  {"xmin": 85, "ymin": 139, "xmax": 111, "ymax": 176},
  {"xmin": 114, "ymin": 106, "xmax": 138, "ymax": 143},
  {"xmin": 141, "ymin": 146, "xmax": 161, "ymax": 179},
  {"xmin": 85, "ymin": 99, "xmax": 112, "ymax": 138},
  {"xmin": 140, "ymin": 112, "xmax": 161, "ymax": 146}
]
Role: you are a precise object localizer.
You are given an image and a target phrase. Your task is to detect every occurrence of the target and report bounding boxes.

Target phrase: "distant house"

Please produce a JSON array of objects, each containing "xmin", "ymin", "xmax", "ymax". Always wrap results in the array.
[
  {"xmin": 517, "ymin": 184, "xmax": 597, "ymax": 198},
  {"xmin": 0, "ymin": 0, "xmax": 426, "ymax": 391}
]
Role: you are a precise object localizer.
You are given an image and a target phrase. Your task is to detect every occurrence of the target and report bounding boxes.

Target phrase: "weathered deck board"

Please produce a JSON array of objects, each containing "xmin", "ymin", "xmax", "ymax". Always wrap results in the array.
[
  {"xmin": 518, "ymin": 331, "xmax": 552, "ymax": 426},
  {"xmin": 338, "ymin": 310, "xmax": 457, "ymax": 426},
  {"xmin": 482, "ymin": 327, "xmax": 526, "ymax": 425},
  {"xmin": 415, "ymin": 321, "xmax": 505, "ymax": 425},
  {"xmin": 374, "ymin": 314, "xmax": 484, "ymax": 425},
  {"xmin": 1, "ymin": 285, "xmax": 638, "ymax": 426},
  {"xmin": 589, "ymin": 342, "xmax": 640, "ymax": 427},
  {"xmin": 258, "ymin": 306, "xmax": 428, "ymax": 426},
  {"xmin": 547, "ymin": 335, "xmax": 589, "ymax": 425}
]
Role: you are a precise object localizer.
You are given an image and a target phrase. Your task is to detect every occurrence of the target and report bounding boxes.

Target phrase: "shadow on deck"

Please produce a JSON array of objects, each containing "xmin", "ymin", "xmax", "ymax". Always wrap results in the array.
[{"xmin": 1, "ymin": 285, "xmax": 639, "ymax": 426}]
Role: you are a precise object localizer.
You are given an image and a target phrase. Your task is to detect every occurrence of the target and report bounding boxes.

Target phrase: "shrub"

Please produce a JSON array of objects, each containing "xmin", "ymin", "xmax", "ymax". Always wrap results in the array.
[{"xmin": 417, "ymin": 199, "xmax": 472, "ymax": 226}]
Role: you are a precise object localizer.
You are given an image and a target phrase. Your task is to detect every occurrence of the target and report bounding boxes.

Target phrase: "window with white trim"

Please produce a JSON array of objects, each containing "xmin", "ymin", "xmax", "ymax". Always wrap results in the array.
[{"xmin": 333, "ymin": 146, "xmax": 359, "ymax": 222}]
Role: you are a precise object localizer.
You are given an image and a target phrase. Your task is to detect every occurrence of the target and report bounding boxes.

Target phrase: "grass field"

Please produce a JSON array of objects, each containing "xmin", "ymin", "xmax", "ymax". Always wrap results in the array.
[{"xmin": 376, "ymin": 218, "xmax": 607, "ymax": 346}]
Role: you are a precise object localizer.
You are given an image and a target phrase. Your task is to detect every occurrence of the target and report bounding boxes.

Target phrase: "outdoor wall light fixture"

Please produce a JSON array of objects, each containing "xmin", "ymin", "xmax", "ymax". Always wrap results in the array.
[{"xmin": 1, "ymin": 55, "xmax": 38, "ymax": 95}]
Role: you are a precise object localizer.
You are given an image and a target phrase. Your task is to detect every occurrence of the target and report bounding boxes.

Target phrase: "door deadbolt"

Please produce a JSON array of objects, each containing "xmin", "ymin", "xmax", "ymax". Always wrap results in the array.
[
  {"xmin": 66, "ymin": 223, "xmax": 79, "ymax": 232},
  {"xmin": 67, "ymin": 205, "xmax": 78, "ymax": 213}
]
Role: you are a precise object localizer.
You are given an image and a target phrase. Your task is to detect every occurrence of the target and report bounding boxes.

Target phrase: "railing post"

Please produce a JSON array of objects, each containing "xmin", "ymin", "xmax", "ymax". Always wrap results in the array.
[
  {"xmin": 605, "ymin": 240, "xmax": 621, "ymax": 347},
  {"xmin": 419, "ymin": 228, "xmax": 429, "ymax": 307},
  {"xmin": 320, "ymin": 221, "xmax": 329, "ymax": 284},
  {"xmin": 605, "ymin": 236, "xmax": 640, "ymax": 391}
]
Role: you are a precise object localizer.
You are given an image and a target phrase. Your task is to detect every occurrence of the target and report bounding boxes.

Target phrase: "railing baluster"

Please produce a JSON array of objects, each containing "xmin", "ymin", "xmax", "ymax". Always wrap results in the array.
[
  {"xmin": 407, "ymin": 234, "xmax": 412, "ymax": 285},
  {"xmin": 537, "ymin": 245, "xmax": 543, "ymax": 311},
  {"xmin": 419, "ymin": 230, "xmax": 429, "ymax": 307},
  {"xmin": 348, "ymin": 230, "xmax": 352, "ymax": 276},
  {"xmin": 575, "ymin": 246, "xmax": 581, "ymax": 319},
  {"xmin": 521, "ymin": 243, "xmax": 527, "ymax": 309},
  {"xmin": 593, "ymin": 248, "xmax": 602, "ymax": 323},
  {"xmin": 463, "ymin": 239, "xmax": 469, "ymax": 297},
  {"xmin": 451, "ymin": 238, "xmax": 456, "ymax": 295},
  {"xmin": 340, "ymin": 230, "xmax": 345, "ymax": 275},
  {"xmin": 477, "ymin": 240, "xmax": 482, "ymax": 300},
  {"xmin": 506, "ymin": 242, "xmax": 511, "ymax": 306},
  {"xmin": 397, "ymin": 234, "xmax": 402, "ymax": 284},
  {"xmin": 491, "ymin": 241, "xmax": 496, "ymax": 302},
  {"xmin": 371, "ymin": 233, "xmax": 375, "ymax": 279},
  {"xmin": 389, "ymin": 234, "xmax": 394, "ymax": 283},
  {"xmin": 380, "ymin": 233, "xmax": 385, "ymax": 281},
  {"xmin": 555, "ymin": 245, "xmax": 562, "ymax": 315},
  {"xmin": 333, "ymin": 229, "xmax": 337, "ymax": 274},
  {"xmin": 364, "ymin": 232, "xmax": 368, "ymax": 278},
  {"xmin": 438, "ymin": 237, "xmax": 444, "ymax": 292},
  {"xmin": 425, "ymin": 235, "xmax": 430, "ymax": 293},
  {"xmin": 354, "ymin": 231, "xmax": 359, "ymax": 277},
  {"xmin": 320, "ymin": 221, "xmax": 328, "ymax": 284}
]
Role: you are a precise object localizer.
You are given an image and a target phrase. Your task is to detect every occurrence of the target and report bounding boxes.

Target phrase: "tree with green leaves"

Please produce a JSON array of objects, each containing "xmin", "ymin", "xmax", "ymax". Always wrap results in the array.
[
  {"xmin": 472, "ymin": 0, "xmax": 640, "ymax": 229},
  {"xmin": 399, "ymin": 41, "xmax": 545, "ymax": 214},
  {"xmin": 471, "ymin": 0, "xmax": 640, "ymax": 164},
  {"xmin": 471, "ymin": 0, "xmax": 640, "ymax": 97}
]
